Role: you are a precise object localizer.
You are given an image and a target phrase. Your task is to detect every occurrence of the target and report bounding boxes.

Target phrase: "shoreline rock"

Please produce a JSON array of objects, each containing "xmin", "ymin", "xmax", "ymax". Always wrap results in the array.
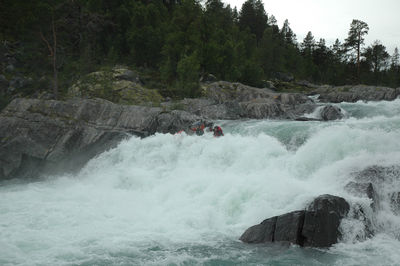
[
  {"xmin": 0, "ymin": 98, "xmax": 207, "ymax": 180},
  {"xmin": 312, "ymin": 85, "xmax": 400, "ymax": 103}
]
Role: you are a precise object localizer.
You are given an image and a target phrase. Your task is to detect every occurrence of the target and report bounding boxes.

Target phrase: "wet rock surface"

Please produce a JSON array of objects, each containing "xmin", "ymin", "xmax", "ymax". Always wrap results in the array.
[
  {"xmin": 0, "ymin": 98, "xmax": 206, "ymax": 180},
  {"xmin": 320, "ymin": 105, "xmax": 344, "ymax": 121},
  {"xmin": 240, "ymin": 195, "xmax": 349, "ymax": 247}
]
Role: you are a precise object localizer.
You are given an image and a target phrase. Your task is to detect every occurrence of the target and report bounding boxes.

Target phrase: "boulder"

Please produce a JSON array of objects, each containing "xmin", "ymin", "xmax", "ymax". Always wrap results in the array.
[
  {"xmin": 113, "ymin": 66, "xmax": 141, "ymax": 83},
  {"xmin": 302, "ymin": 195, "xmax": 350, "ymax": 247},
  {"xmin": 239, "ymin": 216, "xmax": 277, "ymax": 243},
  {"xmin": 274, "ymin": 211, "xmax": 305, "ymax": 245},
  {"xmin": 320, "ymin": 105, "xmax": 344, "ymax": 121},
  {"xmin": 67, "ymin": 66, "xmax": 163, "ymax": 106},
  {"xmin": 0, "ymin": 98, "xmax": 205, "ymax": 180},
  {"xmin": 240, "ymin": 194, "xmax": 350, "ymax": 248}
]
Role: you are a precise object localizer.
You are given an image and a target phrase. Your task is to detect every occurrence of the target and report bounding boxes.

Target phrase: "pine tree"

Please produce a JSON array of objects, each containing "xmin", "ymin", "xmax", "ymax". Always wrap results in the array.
[
  {"xmin": 391, "ymin": 47, "xmax": 399, "ymax": 68},
  {"xmin": 238, "ymin": 0, "xmax": 268, "ymax": 44},
  {"xmin": 344, "ymin": 19, "xmax": 369, "ymax": 81},
  {"xmin": 280, "ymin": 19, "xmax": 296, "ymax": 45},
  {"xmin": 301, "ymin": 31, "xmax": 315, "ymax": 54},
  {"xmin": 364, "ymin": 40, "xmax": 389, "ymax": 73}
]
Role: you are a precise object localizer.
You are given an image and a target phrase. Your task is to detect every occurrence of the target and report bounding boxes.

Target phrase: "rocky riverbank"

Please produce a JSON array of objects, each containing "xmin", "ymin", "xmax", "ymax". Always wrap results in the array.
[
  {"xmin": 2, "ymin": 73, "xmax": 400, "ymax": 181},
  {"xmin": 0, "ymin": 97, "xmax": 205, "ymax": 180}
]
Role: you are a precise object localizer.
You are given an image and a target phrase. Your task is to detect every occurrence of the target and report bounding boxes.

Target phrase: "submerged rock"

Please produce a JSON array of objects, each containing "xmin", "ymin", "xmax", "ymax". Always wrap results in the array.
[
  {"xmin": 345, "ymin": 181, "xmax": 378, "ymax": 210},
  {"xmin": 390, "ymin": 192, "xmax": 400, "ymax": 215},
  {"xmin": 240, "ymin": 194, "xmax": 349, "ymax": 247}
]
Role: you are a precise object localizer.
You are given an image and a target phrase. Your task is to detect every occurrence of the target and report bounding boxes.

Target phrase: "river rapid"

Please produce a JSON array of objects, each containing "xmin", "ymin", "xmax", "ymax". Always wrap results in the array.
[{"xmin": 1, "ymin": 99, "xmax": 400, "ymax": 265}]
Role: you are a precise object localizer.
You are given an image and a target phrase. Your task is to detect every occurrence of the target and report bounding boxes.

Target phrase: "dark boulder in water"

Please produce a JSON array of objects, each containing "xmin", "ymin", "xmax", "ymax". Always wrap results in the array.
[
  {"xmin": 320, "ymin": 105, "xmax": 344, "ymax": 121},
  {"xmin": 240, "ymin": 194, "xmax": 349, "ymax": 248},
  {"xmin": 274, "ymin": 211, "xmax": 305, "ymax": 245},
  {"xmin": 302, "ymin": 194, "xmax": 350, "ymax": 247},
  {"xmin": 239, "ymin": 216, "xmax": 277, "ymax": 243}
]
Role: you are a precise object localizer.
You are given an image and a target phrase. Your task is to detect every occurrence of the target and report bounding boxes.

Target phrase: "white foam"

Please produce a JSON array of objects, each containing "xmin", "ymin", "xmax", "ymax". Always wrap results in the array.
[{"xmin": 1, "ymin": 99, "xmax": 400, "ymax": 264}]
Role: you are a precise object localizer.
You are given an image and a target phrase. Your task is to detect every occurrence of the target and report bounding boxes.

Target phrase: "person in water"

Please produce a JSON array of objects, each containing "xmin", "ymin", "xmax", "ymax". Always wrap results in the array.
[
  {"xmin": 182, "ymin": 121, "xmax": 223, "ymax": 137},
  {"xmin": 212, "ymin": 125, "xmax": 224, "ymax": 137},
  {"xmin": 187, "ymin": 121, "xmax": 207, "ymax": 136}
]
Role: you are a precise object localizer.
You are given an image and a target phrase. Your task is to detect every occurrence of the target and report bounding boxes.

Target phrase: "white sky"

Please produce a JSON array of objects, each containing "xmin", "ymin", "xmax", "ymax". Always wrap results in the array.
[{"xmin": 224, "ymin": 0, "xmax": 400, "ymax": 54}]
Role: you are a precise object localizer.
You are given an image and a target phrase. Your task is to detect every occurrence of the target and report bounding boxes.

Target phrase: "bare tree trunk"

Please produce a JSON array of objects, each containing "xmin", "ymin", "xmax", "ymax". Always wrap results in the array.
[
  {"xmin": 52, "ymin": 13, "xmax": 58, "ymax": 99},
  {"xmin": 357, "ymin": 32, "xmax": 361, "ymax": 83},
  {"xmin": 39, "ymin": 12, "xmax": 58, "ymax": 100}
]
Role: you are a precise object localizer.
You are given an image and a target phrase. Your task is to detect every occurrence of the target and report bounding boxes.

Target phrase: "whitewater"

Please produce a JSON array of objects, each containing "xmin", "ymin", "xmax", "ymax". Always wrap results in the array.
[{"xmin": 1, "ymin": 99, "xmax": 400, "ymax": 265}]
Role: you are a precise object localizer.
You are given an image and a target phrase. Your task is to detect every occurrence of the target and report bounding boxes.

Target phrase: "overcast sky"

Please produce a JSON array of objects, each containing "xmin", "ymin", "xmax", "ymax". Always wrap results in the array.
[{"xmin": 224, "ymin": 0, "xmax": 400, "ymax": 54}]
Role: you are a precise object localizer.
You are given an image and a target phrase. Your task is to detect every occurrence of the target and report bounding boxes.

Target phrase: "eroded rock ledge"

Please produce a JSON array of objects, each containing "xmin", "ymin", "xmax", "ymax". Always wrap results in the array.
[{"xmin": 0, "ymin": 98, "xmax": 204, "ymax": 180}]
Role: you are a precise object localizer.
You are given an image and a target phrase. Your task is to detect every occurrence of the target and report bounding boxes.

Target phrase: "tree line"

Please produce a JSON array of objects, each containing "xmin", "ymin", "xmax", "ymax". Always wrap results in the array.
[{"xmin": 1, "ymin": 0, "xmax": 399, "ymax": 99}]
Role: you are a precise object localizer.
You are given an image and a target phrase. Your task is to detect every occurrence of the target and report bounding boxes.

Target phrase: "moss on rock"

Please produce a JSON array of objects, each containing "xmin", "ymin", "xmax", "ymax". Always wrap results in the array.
[{"xmin": 67, "ymin": 66, "xmax": 163, "ymax": 106}]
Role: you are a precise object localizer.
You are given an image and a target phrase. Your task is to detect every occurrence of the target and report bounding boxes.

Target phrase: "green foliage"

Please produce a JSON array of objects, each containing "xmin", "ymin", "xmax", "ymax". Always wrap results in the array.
[
  {"xmin": 176, "ymin": 53, "xmax": 201, "ymax": 98},
  {"xmin": 1, "ymin": 0, "xmax": 399, "ymax": 105}
]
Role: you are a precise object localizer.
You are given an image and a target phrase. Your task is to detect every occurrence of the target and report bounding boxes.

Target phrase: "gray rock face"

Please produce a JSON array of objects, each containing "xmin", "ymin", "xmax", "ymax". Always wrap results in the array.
[
  {"xmin": 198, "ymin": 81, "xmax": 315, "ymax": 119},
  {"xmin": 320, "ymin": 105, "xmax": 344, "ymax": 121},
  {"xmin": 0, "ymin": 98, "xmax": 205, "ymax": 180},
  {"xmin": 315, "ymin": 85, "xmax": 400, "ymax": 103},
  {"xmin": 148, "ymin": 110, "xmax": 205, "ymax": 134},
  {"xmin": 176, "ymin": 98, "xmax": 242, "ymax": 120},
  {"xmin": 240, "ymin": 194, "xmax": 349, "ymax": 247}
]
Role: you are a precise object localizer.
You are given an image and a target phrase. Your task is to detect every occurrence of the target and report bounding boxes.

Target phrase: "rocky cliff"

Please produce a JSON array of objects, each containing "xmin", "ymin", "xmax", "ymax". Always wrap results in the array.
[{"xmin": 0, "ymin": 98, "xmax": 204, "ymax": 180}]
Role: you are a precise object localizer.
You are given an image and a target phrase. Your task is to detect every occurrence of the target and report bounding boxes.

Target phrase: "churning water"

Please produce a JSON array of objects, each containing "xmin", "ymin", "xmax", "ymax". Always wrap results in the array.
[{"xmin": 1, "ymin": 99, "xmax": 400, "ymax": 265}]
